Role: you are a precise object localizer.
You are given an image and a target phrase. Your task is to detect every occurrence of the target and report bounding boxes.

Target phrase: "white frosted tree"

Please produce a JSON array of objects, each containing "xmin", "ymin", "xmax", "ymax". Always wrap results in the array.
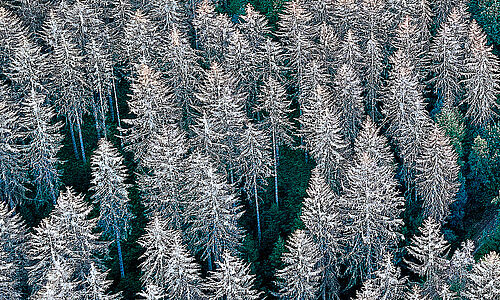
[
  {"xmin": 332, "ymin": 63, "xmax": 364, "ymax": 143},
  {"xmin": 317, "ymin": 23, "xmax": 340, "ymax": 76},
  {"xmin": 433, "ymin": 0, "xmax": 460, "ymax": 27},
  {"xmin": 354, "ymin": 118, "xmax": 395, "ymax": 169},
  {"xmin": 138, "ymin": 124, "xmax": 187, "ymax": 228},
  {"xmin": 32, "ymin": 259, "xmax": 78, "ymax": 300},
  {"xmin": 258, "ymin": 77, "xmax": 293, "ymax": 207},
  {"xmin": 138, "ymin": 285, "xmax": 165, "ymax": 300},
  {"xmin": 205, "ymin": 250, "xmax": 261, "ymax": 300},
  {"xmin": 463, "ymin": 251, "xmax": 500, "ymax": 300},
  {"xmin": 122, "ymin": 63, "xmax": 177, "ymax": 161},
  {"xmin": 275, "ymin": 229, "xmax": 322, "ymax": 300},
  {"xmin": 415, "ymin": 124, "xmax": 460, "ymax": 223},
  {"xmin": 331, "ymin": 0, "xmax": 359, "ymax": 37},
  {"xmin": 447, "ymin": 239, "xmax": 474, "ymax": 292},
  {"xmin": 0, "ymin": 247, "xmax": 22, "ymax": 300},
  {"xmin": 145, "ymin": 0, "xmax": 183, "ymax": 32},
  {"xmin": 406, "ymin": 285, "xmax": 429, "ymax": 300},
  {"xmin": 393, "ymin": 16, "xmax": 428, "ymax": 79},
  {"xmin": 406, "ymin": 217, "xmax": 450, "ymax": 297},
  {"xmin": 461, "ymin": 20, "xmax": 500, "ymax": 127},
  {"xmin": 300, "ymin": 168, "xmax": 342, "ymax": 299},
  {"xmin": 304, "ymin": 0, "xmax": 333, "ymax": 25},
  {"xmin": 109, "ymin": 0, "xmax": 133, "ymax": 62},
  {"xmin": 0, "ymin": 86, "xmax": 27, "ymax": 208},
  {"xmin": 338, "ymin": 30, "xmax": 364, "ymax": 73},
  {"xmin": 90, "ymin": 139, "xmax": 132, "ymax": 279},
  {"xmin": 0, "ymin": 7, "xmax": 26, "ymax": 76},
  {"xmin": 184, "ymin": 152, "xmax": 243, "ymax": 270},
  {"xmin": 81, "ymin": 263, "xmax": 121, "ymax": 300},
  {"xmin": 21, "ymin": 91, "xmax": 63, "ymax": 205}
]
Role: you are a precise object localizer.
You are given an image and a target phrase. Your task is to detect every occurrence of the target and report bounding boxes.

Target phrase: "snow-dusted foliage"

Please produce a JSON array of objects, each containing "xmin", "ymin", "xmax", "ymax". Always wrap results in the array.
[
  {"xmin": 138, "ymin": 284, "xmax": 165, "ymax": 300},
  {"xmin": 0, "ymin": 86, "xmax": 27, "ymax": 208},
  {"xmin": 275, "ymin": 229, "xmax": 322, "ymax": 300},
  {"xmin": 21, "ymin": 91, "xmax": 62, "ymax": 205},
  {"xmin": 463, "ymin": 251, "xmax": 500, "ymax": 300},
  {"xmin": 184, "ymin": 152, "xmax": 243, "ymax": 270},
  {"xmin": 406, "ymin": 217, "xmax": 450, "ymax": 297},
  {"xmin": 393, "ymin": 16, "xmax": 428, "ymax": 78},
  {"xmin": 81, "ymin": 263, "xmax": 121, "ymax": 300},
  {"xmin": 28, "ymin": 188, "xmax": 106, "ymax": 292},
  {"xmin": 32, "ymin": 259, "xmax": 78, "ymax": 300},
  {"xmin": 205, "ymin": 250, "xmax": 261, "ymax": 300},
  {"xmin": 123, "ymin": 10, "xmax": 163, "ymax": 67},
  {"xmin": 406, "ymin": 284, "xmax": 429, "ymax": 300},
  {"xmin": 144, "ymin": 0, "xmax": 183, "ymax": 32},
  {"xmin": 0, "ymin": 7, "xmax": 27, "ymax": 75},
  {"xmin": 415, "ymin": 124, "xmax": 460, "ymax": 223},
  {"xmin": 90, "ymin": 139, "xmax": 132, "ymax": 278},
  {"xmin": 461, "ymin": 20, "xmax": 500, "ymax": 127},
  {"xmin": 331, "ymin": 0, "xmax": 359, "ymax": 37},
  {"xmin": 447, "ymin": 239, "xmax": 474, "ymax": 292}
]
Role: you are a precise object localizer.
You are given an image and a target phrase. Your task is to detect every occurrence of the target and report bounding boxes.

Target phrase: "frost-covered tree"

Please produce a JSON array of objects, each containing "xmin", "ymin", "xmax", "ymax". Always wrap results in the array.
[
  {"xmin": 0, "ymin": 246, "xmax": 22, "ymax": 300},
  {"xmin": 355, "ymin": 118, "xmax": 395, "ymax": 168},
  {"xmin": 42, "ymin": 10, "xmax": 90, "ymax": 162},
  {"xmin": 332, "ymin": 63, "xmax": 364, "ymax": 143},
  {"xmin": 0, "ymin": 7, "xmax": 26, "ymax": 76},
  {"xmin": 0, "ymin": 86, "xmax": 27, "ymax": 208},
  {"xmin": 258, "ymin": 77, "xmax": 293, "ymax": 207},
  {"xmin": 145, "ymin": 0, "xmax": 183, "ymax": 32},
  {"xmin": 433, "ymin": 0, "xmax": 460, "ymax": 27},
  {"xmin": 301, "ymin": 168, "xmax": 342, "ymax": 298},
  {"xmin": 406, "ymin": 285, "xmax": 429, "ymax": 300},
  {"xmin": 239, "ymin": 4, "xmax": 270, "ymax": 49},
  {"xmin": 429, "ymin": 8, "xmax": 467, "ymax": 109},
  {"xmin": 109, "ymin": 0, "xmax": 133, "ymax": 60},
  {"xmin": 81, "ymin": 263, "xmax": 121, "ymax": 300},
  {"xmin": 406, "ymin": 217, "xmax": 450, "ymax": 297},
  {"xmin": 184, "ymin": 152, "xmax": 243, "ymax": 270},
  {"xmin": 138, "ymin": 124, "xmax": 187, "ymax": 228},
  {"xmin": 341, "ymin": 143, "xmax": 404, "ymax": 283},
  {"xmin": 301, "ymin": 85, "xmax": 348, "ymax": 184},
  {"xmin": 461, "ymin": 20, "xmax": 500, "ymax": 127},
  {"xmin": 122, "ymin": 64, "xmax": 177, "ymax": 161},
  {"xmin": 28, "ymin": 188, "xmax": 107, "ymax": 292},
  {"xmin": 275, "ymin": 229, "xmax": 322, "ymax": 300},
  {"xmin": 447, "ymin": 240, "xmax": 474, "ymax": 292},
  {"xmin": 205, "ymin": 250, "xmax": 261, "ymax": 300},
  {"xmin": 90, "ymin": 139, "xmax": 132, "ymax": 279},
  {"xmin": 138, "ymin": 285, "xmax": 165, "ymax": 300},
  {"xmin": 338, "ymin": 30, "xmax": 364, "ymax": 74},
  {"xmin": 416, "ymin": 124, "xmax": 459, "ymax": 222},
  {"xmin": 331, "ymin": 0, "xmax": 359, "ymax": 36},
  {"xmin": 21, "ymin": 91, "xmax": 62, "ymax": 205},
  {"xmin": 304, "ymin": 0, "xmax": 333, "ymax": 25},
  {"xmin": 463, "ymin": 251, "xmax": 500, "ymax": 300},
  {"xmin": 393, "ymin": 16, "xmax": 428, "ymax": 78},
  {"xmin": 225, "ymin": 30, "xmax": 254, "ymax": 100},
  {"xmin": 317, "ymin": 23, "xmax": 340, "ymax": 76},
  {"xmin": 32, "ymin": 259, "xmax": 78, "ymax": 300}
]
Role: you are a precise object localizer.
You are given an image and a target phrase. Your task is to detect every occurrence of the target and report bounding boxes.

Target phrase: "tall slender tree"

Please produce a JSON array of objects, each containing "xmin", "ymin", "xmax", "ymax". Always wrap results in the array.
[{"xmin": 463, "ymin": 251, "xmax": 500, "ymax": 300}]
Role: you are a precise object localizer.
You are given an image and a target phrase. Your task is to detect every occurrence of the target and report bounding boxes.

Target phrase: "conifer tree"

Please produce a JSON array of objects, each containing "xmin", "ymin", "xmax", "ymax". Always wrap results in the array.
[
  {"xmin": 0, "ymin": 86, "xmax": 27, "ymax": 208},
  {"xmin": 416, "ymin": 124, "xmax": 459, "ymax": 222},
  {"xmin": 145, "ymin": 0, "xmax": 183, "ymax": 32},
  {"xmin": 317, "ymin": 23, "xmax": 340, "ymax": 75},
  {"xmin": 355, "ymin": 118, "xmax": 395, "ymax": 168},
  {"xmin": 21, "ymin": 91, "xmax": 63, "ymax": 205},
  {"xmin": 184, "ymin": 152, "xmax": 243, "ymax": 270},
  {"xmin": 138, "ymin": 285, "xmax": 165, "ymax": 300},
  {"xmin": 338, "ymin": 30, "xmax": 364, "ymax": 74},
  {"xmin": 463, "ymin": 251, "xmax": 500, "ymax": 300},
  {"xmin": 0, "ymin": 7, "xmax": 26, "ymax": 76},
  {"xmin": 205, "ymin": 250, "xmax": 261, "ymax": 300},
  {"xmin": 461, "ymin": 20, "xmax": 500, "ymax": 127},
  {"xmin": 0, "ymin": 247, "xmax": 22, "ymax": 300},
  {"xmin": 304, "ymin": 0, "xmax": 333, "ymax": 25},
  {"xmin": 275, "ymin": 229, "xmax": 322, "ymax": 300},
  {"xmin": 331, "ymin": 0, "xmax": 359, "ymax": 37},
  {"xmin": 90, "ymin": 139, "xmax": 132, "ymax": 279},
  {"xmin": 81, "ymin": 263, "xmax": 121, "ymax": 300},
  {"xmin": 406, "ymin": 217, "xmax": 450, "ymax": 297},
  {"xmin": 258, "ymin": 77, "xmax": 293, "ymax": 207},
  {"xmin": 406, "ymin": 285, "xmax": 429, "ymax": 300},
  {"xmin": 433, "ymin": 0, "xmax": 460, "ymax": 27},
  {"xmin": 447, "ymin": 240, "xmax": 474, "ymax": 292},
  {"xmin": 109, "ymin": 0, "xmax": 133, "ymax": 61},
  {"xmin": 122, "ymin": 64, "xmax": 177, "ymax": 161},
  {"xmin": 32, "ymin": 260, "xmax": 78, "ymax": 300},
  {"xmin": 393, "ymin": 16, "xmax": 428, "ymax": 78}
]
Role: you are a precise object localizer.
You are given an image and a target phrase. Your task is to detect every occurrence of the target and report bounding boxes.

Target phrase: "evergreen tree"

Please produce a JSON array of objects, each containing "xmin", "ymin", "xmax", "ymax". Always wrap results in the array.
[
  {"xmin": 406, "ymin": 217, "xmax": 450, "ymax": 297},
  {"xmin": 0, "ymin": 7, "xmax": 26, "ymax": 76},
  {"xmin": 90, "ymin": 139, "xmax": 132, "ymax": 279},
  {"xmin": 205, "ymin": 250, "xmax": 261, "ymax": 300},
  {"xmin": 32, "ymin": 259, "xmax": 78, "ymax": 300},
  {"xmin": 406, "ymin": 285, "xmax": 429, "ymax": 300},
  {"xmin": 433, "ymin": 0, "xmax": 460, "ymax": 27},
  {"xmin": 145, "ymin": 0, "xmax": 183, "ymax": 32},
  {"xmin": 184, "ymin": 152, "xmax": 243, "ymax": 270},
  {"xmin": 331, "ymin": 0, "xmax": 359, "ymax": 37},
  {"xmin": 258, "ymin": 77, "xmax": 293, "ymax": 207},
  {"xmin": 393, "ymin": 16, "xmax": 428, "ymax": 78},
  {"xmin": 21, "ymin": 91, "xmax": 63, "ymax": 205},
  {"xmin": 415, "ymin": 124, "xmax": 459, "ymax": 223},
  {"xmin": 463, "ymin": 251, "xmax": 500, "ymax": 300},
  {"xmin": 138, "ymin": 285, "xmax": 165, "ymax": 300},
  {"xmin": 0, "ymin": 86, "xmax": 27, "ymax": 208},
  {"xmin": 81, "ymin": 263, "xmax": 121, "ymax": 300},
  {"xmin": 275, "ymin": 229, "xmax": 322, "ymax": 300},
  {"xmin": 354, "ymin": 118, "xmax": 395, "ymax": 168},
  {"xmin": 304, "ymin": 0, "xmax": 333, "ymax": 25},
  {"xmin": 0, "ymin": 247, "xmax": 22, "ymax": 300},
  {"xmin": 447, "ymin": 240, "xmax": 474, "ymax": 293},
  {"xmin": 461, "ymin": 20, "xmax": 500, "ymax": 127}
]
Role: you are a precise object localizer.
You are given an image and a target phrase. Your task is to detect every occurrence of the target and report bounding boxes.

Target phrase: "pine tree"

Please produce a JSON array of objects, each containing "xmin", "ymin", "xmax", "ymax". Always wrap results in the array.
[
  {"xmin": 355, "ymin": 118, "xmax": 395, "ymax": 169},
  {"xmin": 300, "ymin": 168, "xmax": 342, "ymax": 298},
  {"xmin": 32, "ymin": 259, "xmax": 78, "ymax": 300},
  {"xmin": 109, "ymin": 0, "xmax": 133, "ymax": 62},
  {"xmin": 433, "ymin": 0, "xmax": 460, "ymax": 27},
  {"xmin": 81, "ymin": 263, "xmax": 121, "ymax": 300},
  {"xmin": 429, "ymin": 8, "xmax": 467, "ymax": 109},
  {"xmin": 0, "ymin": 247, "xmax": 22, "ymax": 300},
  {"xmin": 463, "ymin": 251, "xmax": 500, "ymax": 300},
  {"xmin": 138, "ymin": 285, "xmax": 165, "ymax": 300},
  {"xmin": 0, "ymin": 85, "xmax": 27, "ymax": 208},
  {"xmin": 341, "ymin": 144, "xmax": 404, "ymax": 283},
  {"xmin": 205, "ymin": 250, "xmax": 261, "ymax": 300},
  {"xmin": 145, "ymin": 0, "xmax": 183, "ymax": 32},
  {"xmin": 415, "ymin": 124, "xmax": 460, "ymax": 223},
  {"xmin": 331, "ymin": 0, "xmax": 359, "ymax": 37},
  {"xmin": 258, "ymin": 77, "xmax": 293, "ymax": 207},
  {"xmin": 317, "ymin": 23, "xmax": 340, "ymax": 76},
  {"xmin": 393, "ymin": 16, "xmax": 428, "ymax": 78},
  {"xmin": 406, "ymin": 217, "xmax": 450, "ymax": 297},
  {"xmin": 90, "ymin": 139, "xmax": 132, "ymax": 279},
  {"xmin": 0, "ymin": 7, "xmax": 26, "ymax": 76},
  {"xmin": 138, "ymin": 124, "xmax": 187, "ymax": 228},
  {"xmin": 461, "ymin": 20, "xmax": 500, "ymax": 127},
  {"xmin": 122, "ymin": 63, "xmax": 177, "ymax": 161},
  {"xmin": 406, "ymin": 285, "xmax": 429, "ymax": 300},
  {"xmin": 21, "ymin": 91, "xmax": 63, "ymax": 205},
  {"xmin": 184, "ymin": 152, "xmax": 243, "ymax": 270},
  {"xmin": 225, "ymin": 30, "xmax": 254, "ymax": 99},
  {"xmin": 42, "ymin": 10, "xmax": 90, "ymax": 162},
  {"xmin": 275, "ymin": 229, "xmax": 322, "ymax": 300},
  {"xmin": 304, "ymin": 0, "xmax": 333, "ymax": 25},
  {"xmin": 447, "ymin": 240, "xmax": 474, "ymax": 292},
  {"xmin": 332, "ymin": 63, "xmax": 364, "ymax": 143}
]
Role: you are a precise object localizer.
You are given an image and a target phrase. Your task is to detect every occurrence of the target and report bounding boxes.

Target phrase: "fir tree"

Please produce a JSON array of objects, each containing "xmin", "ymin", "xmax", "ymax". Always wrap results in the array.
[
  {"xmin": 32, "ymin": 259, "xmax": 78, "ymax": 300},
  {"xmin": 447, "ymin": 240, "xmax": 474, "ymax": 293},
  {"xmin": 461, "ymin": 20, "xmax": 500, "ymax": 127},
  {"xmin": 331, "ymin": 0, "xmax": 359, "ymax": 37},
  {"xmin": 463, "ymin": 251, "xmax": 500, "ymax": 300},
  {"xmin": 205, "ymin": 250, "xmax": 261, "ymax": 300},
  {"xmin": 90, "ymin": 139, "xmax": 132, "ymax": 279},
  {"xmin": 138, "ymin": 285, "xmax": 165, "ymax": 300},
  {"xmin": 81, "ymin": 263, "xmax": 121, "ymax": 300},
  {"xmin": 275, "ymin": 229, "xmax": 322, "ymax": 300},
  {"xmin": 145, "ymin": 0, "xmax": 183, "ymax": 32}
]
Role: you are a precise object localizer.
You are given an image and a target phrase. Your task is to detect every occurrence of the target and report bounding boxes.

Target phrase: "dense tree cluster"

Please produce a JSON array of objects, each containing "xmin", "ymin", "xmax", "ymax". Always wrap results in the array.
[{"xmin": 0, "ymin": 0, "xmax": 499, "ymax": 299}]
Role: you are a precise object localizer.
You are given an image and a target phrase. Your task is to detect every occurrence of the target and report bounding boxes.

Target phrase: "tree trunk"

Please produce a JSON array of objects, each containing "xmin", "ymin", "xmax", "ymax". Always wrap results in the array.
[
  {"xmin": 272, "ymin": 130, "xmax": 279, "ymax": 208},
  {"xmin": 68, "ymin": 119, "xmax": 79, "ymax": 160},
  {"xmin": 92, "ymin": 102, "xmax": 101, "ymax": 139},
  {"xmin": 254, "ymin": 176, "xmax": 261, "ymax": 244},
  {"xmin": 207, "ymin": 252, "xmax": 213, "ymax": 271},
  {"xmin": 76, "ymin": 116, "xmax": 86, "ymax": 163},
  {"xmin": 116, "ymin": 231, "xmax": 125, "ymax": 279}
]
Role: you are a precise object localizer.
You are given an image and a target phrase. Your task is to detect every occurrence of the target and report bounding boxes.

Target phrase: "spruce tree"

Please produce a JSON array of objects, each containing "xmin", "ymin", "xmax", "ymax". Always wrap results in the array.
[
  {"xmin": 463, "ymin": 251, "xmax": 500, "ymax": 300},
  {"xmin": 81, "ymin": 263, "xmax": 121, "ymax": 300}
]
